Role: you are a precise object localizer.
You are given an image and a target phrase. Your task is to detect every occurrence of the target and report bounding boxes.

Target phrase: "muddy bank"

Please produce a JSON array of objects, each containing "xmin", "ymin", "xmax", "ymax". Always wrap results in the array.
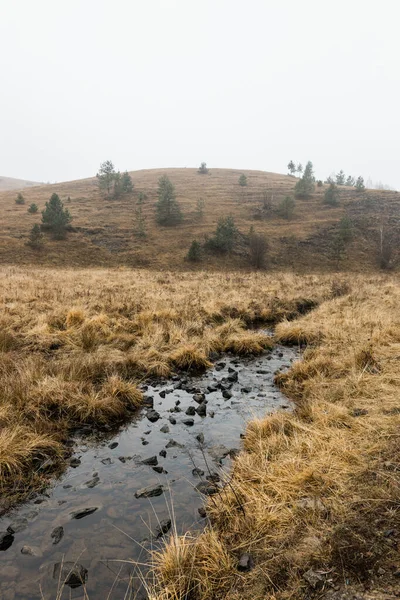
[{"xmin": 0, "ymin": 344, "xmax": 297, "ymax": 600}]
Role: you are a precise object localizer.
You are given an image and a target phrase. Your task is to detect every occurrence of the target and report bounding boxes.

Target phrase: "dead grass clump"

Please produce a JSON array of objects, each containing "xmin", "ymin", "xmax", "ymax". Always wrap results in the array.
[
  {"xmin": 65, "ymin": 308, "xmax": 86, "ymax": 328},
  {"xmin": 274, "ymin": 319, "xmax": 323, "ymax": 345},
  {"xmin": 169, "ymin": 345, "xmax": 212, "ymax": 372},
  {"xmin": 223, "ymin": 332, "xmax": 273, "ymax": 355},
  {"xmin": 151, "ymin": 529, "xmax": 235, "ymax": 600}
]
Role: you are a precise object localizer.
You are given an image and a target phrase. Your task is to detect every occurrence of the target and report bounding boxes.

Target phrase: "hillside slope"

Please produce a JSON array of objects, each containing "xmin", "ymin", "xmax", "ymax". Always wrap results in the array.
[
  {"xmin": 0, "ymin": 167, "xmax": 398, "ymax": 270},
  {"xmin": 0, "ymin": 176, "xmax": 41, "ymax": 191}
]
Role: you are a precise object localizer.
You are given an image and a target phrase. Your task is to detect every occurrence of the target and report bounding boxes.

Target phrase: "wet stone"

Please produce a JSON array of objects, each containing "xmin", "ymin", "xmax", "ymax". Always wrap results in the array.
[
  {"xmin": 195, "ymin": 481, "xmax": 218, "ymax": 496},
  {"xmin": 108, "ymin": 442, "xmax": 118, "ymax": 449},
  {"xmin": 193, "ymin": 393, "xmax": 205, "ymax": 403},
  {"xmin": 196, "ymin": 433, "xmax": 205, "ymax": 444},
  {"xmin": 135, "ymin": 484, "xmax": 164, "ymax": 499},
  {"xmin": 241, "ymin": 387, "xmax": 252, "ymax": 393},
  {"xmin": 101, "ymin": 458, "xmax": 113, "ymax": 465},
  {"xmin": 173, "ymin": 406, "xmax": 182, "ymax": 413},
  {"xmin": 159, "ymin": 449, "xmax": 167, "ymax": 458},
  {"xmin": 8, "ymin": 518, "xmax": 28, "ymax": 533},
  {"xmin": 182, "ymin": 418, "xmax": 194, "ymax": 426},
  {"xmin": 152, "ymin": 466, "xmax": 164, "ymax": 474},
  {"xmin": 159, "ymin": 390, "xmax": 166, "ymax": 398},
  {"xmin": 141, "ymin": 440, "xmax": 149, "ymax": 445},
  {"xmin": 146, "ymin": 409, "xmax": 161, "ymax": 422},
  {"xmin": 175, "ymin": 399, "xmax": 181, "ymax": 405},
  {"xmin": 160, "ymin": 424, "xmax": 170, "ymax": 433},
  {"xmin": 118, "ymin": 456, "xmax": 132, "ymax": 463},
  {"xmin": 51, "ymin": 526, "xmax": 64, "ymax": 545},
  {"xmin": 198, "ymin": 506, "xmax": 207, "ymax": 518},
  {"xmin": 21, "ymin": 545, "xmax": 42, "ymax": 557},
  {"xmin": 237, "ymin": 553, "xmax": 254, "ymax": 572},
  {"xmin": 85, "ymin": 476, "xmax": 100, "ymax": 488},
  {"xmin": 185, "ymin": 406, "xmax": 196, "ymax": 416},
  {"xmin": 168, "ymin": 416, "xmax": 177, "ymax": 425},
  {"xmin": 192, "ymin": 468, "xmax": 205, "ymax": 477},
  {"xmin": 143, "ymin": 395, "xmax": 154, "ymax": 407},
  {"xmin": 166, "ymin": 439, "xmax": 184, "ymax": 448},
  {"xmin": 69, "ymin": 457, "xmax": 81, "ymax": 468},
  {"xmin": 227, "ymin": 371, "xmax": 238, "ymax": 382},
  {"xmin": 70, "ymin": 507, "xmax": 98, "ymax": 520},
  {"xmin": 206, "ymin": 472, "xmax": 220, "ymax": 483},
  {"xmin": 141, "ymin": 456, "xmax": 158, "ymax": 466},
  {"xmin": 53, "ymin": 562, "xmax": 88, "ymax": 589},
  {"xmin": 0, "ymin": 531, "xmax": 14, "ymax": 551},
  {"xmin": 195, "ymin": 402, "xmax": 207, "ymax": 417},
  {"xmin": 222, "ymin": 390, "xmax": 232, "ymax": 399},
  {"xmin": 155, "ymin": 518, "xmax": 172, "ymax": 538}
]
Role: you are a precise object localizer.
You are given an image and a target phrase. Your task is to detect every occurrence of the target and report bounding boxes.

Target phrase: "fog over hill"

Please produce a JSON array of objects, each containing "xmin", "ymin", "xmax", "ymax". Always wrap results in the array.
[{"xmin": 0, "ymin": 176, "xmax": 42, "ymax": 191}]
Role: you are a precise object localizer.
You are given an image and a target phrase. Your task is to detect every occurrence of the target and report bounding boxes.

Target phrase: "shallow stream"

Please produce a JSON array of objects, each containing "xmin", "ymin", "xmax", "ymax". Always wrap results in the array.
[{"xmin": 0, "ymin": 344, "xmax": 298, "ymax": 600}]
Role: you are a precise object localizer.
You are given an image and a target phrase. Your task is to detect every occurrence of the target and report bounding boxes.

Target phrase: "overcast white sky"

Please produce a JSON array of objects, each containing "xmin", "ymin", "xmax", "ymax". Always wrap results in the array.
[{"xmin": 1, "ymin": 0, "xmax": 399, "ymax": 187}]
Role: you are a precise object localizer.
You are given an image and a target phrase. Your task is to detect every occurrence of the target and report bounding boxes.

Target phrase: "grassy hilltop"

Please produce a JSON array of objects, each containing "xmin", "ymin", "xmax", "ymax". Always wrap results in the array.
[{"xmin": 0, "ymin": 167, "xmax": 399, "ymax": 270}]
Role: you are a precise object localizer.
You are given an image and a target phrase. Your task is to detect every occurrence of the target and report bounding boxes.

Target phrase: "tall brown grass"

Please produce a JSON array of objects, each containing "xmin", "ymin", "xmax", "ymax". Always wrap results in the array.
[
  {"xmin": 150, "ymin": 275, "xmax": 400, "ymax": 599},
  {"xmin": 0, "ymin": 267, "xmax": 328, "ymax": 506}
]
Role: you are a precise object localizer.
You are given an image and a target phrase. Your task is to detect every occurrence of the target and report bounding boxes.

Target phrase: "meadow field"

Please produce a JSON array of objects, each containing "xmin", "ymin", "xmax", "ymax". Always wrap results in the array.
[{"xmin": 1, "ymin": 266, "xmax": 399, "ymax": 598}]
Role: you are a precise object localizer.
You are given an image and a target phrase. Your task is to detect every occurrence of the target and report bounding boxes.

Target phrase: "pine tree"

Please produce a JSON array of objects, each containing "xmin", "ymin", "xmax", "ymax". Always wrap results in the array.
[
  {"xmin": 27, "ymin": 203, "xmax": 38, "ymax": 214},
  {"xmin": 355, "ymin": 176, "xmax": 365, "ymax": 192},
  {"xmin": 239, "ymin": 174, "xmax": 247, "ymax": 187},
  {"xmin": 294, "ymin": 161, "xmax": 315, "ymax": 198},
  {"xmin": 335, "ymin": 170, "xmax": 346, "ymax": 185},
  {"xmin": 41, "ymin": 193, "xmax": 72, "ymax": 239},
  {"xmin": 156, "ymin": 176, "xmax": 182, "ymax": 225},
  {"xmin": 15, "ymin": 192, "xmax": 25, "ymax": 205},
  {"xmin": 133, "ymin": 205, "xmax": 147, "ymax": 238},
  {"xmin": 27, "ymin": 224, "xmax": 44, "ymax": 249},
  {"xmin": 324, "ymin": 183, "xmax": 340, "ymax": 206},
  {"xmin": 121, "ymin": 171, "xmax": 133, "ymax": 193},
  {"xmin": 345, "ymin": 175, "xmax": 355, "ymax": 187},
  {"xmin": 198, "ymin": 162, "xmax": 209, "ymax": 174},
  {"xmin": 187, "ymin": 240, "xmax": 202, "ymax": 262},
  {"xmin": 278, "ymin": 196, "xmax": 295, "ymax": 219},
  {"xmin": 205, "ymin": 216, "xmax": 237, "ymax": 253},
  {"xmin": 113, "ymin": 171, "xmax": 122, "ymax": 198},
  {"xmin": 296, "ymin": 163, "xmax": 303, "ymax": 177},
  {"xmin": 287, "ymin": 160, "xmax": 296, "ymax": 176},
  {"xmin": 96, "ymin": 160, "xmax": 116, "ymax": 197}
]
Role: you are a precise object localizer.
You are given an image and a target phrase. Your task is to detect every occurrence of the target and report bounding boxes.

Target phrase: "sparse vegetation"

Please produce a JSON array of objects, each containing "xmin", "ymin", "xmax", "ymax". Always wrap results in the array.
[
  {"xmin": 324, "ymin": 182, "xmax": 340, "ymax": 206},
  {"xmin": 41, "ymin": 193, "xmax": 72, "ymax": 239},
  {"xmin": 205, "ymin": 215, "xmax": 237, "ymax": 253},
  {"xmin": 239, "ymin": 174, "xmax": 247, "ymax": 187},
  {"xmin": 156, "ymin": 175, "xmax": 183, "ymax": 225},
  {"xmin": 294, "ymin": 160, "xmax": 315, "ymax": 198},
  {"xmin": 195, "ymin": 197, "xmax": 205, "ymax": 220},
  {"xmin": 249, "ymin": 231, "xmax": 268, "ymax": 268},
  {"xmin": 278, "ymin": 195, "xmax": 295, "ymax": 219},
  {"xmin": 15, "ymin": 192, "xmax": 25, "ymax": 205},
  {"xmin": 198, "ymin": 162, "xmax": 209, "ymax": 175},
  {"xmin": 133, "ymin": 204, "xmax": 147, "ymax": 238},
  {"xmin": 186, "ymin": 240, "xmax": 202, "ymax": 262},
  {"xmin": 26, "ymin": 223, "xmax": 44, "ymax": 249},
  {"xmin": 355, "ymin": 175, "xmax": 366, "ymax": 192}
]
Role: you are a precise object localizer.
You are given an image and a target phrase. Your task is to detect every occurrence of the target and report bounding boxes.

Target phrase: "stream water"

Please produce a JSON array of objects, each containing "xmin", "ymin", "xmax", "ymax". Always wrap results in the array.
[{"xmin": 0, "ymin": 344, "xmax": 298, "ymax": 600}]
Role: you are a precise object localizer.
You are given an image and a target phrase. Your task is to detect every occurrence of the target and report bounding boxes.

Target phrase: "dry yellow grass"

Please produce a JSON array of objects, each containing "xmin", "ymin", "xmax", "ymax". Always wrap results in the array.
[
  {"xmin": 150, "ymin": 275, "xmax": 400, "ymax": 599},
  {"xmin": 0, "ymin": 266, "xmax": 329, "ymax": 507},
  {"xmin": 0, "ymin": 167, "xmax": 398, "ymax": 270}
]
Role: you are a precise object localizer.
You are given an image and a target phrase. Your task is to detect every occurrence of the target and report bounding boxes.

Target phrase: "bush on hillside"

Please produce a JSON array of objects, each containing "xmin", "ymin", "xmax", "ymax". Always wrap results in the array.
[
  {"xmin": 205, "ymin": 216, "xmax": 237, "ymax": 253},
  {"xmin": 278, "ymin": 196, "xmax": 295, "ymax": 220},
  {"xmin": 239, "ymin": 174, "xmax": 247, "ymax": 187},
  {"xmin": 324, "ymin": 183, "xmax": 340, "ymax": 207},
  {"xmin": 26, "ymin": 224, "xmax": 44, "ymax": 249},
  {"xmin": 198, "ymin": 162, "xmax": 209, "ymax": 175},
  {"xmin": 355, "ymin": 176, "xmax": 365, "ymax": 192},
  {"xmin": 156, "ymin": 175, "xmax": 183, "ymax": 225},
  {"xmin": 15, "ymin": 193, "xmax": 25, "ymax": 205},
  {"xmin": 187, "ymin": 240, "xmax": 202, "ymax": 262},
  {"xmin": 249, "ymin": 231, "xmax": 268, "ymax": 268},
  {"xmin": 294, "ymin": 161, "xmax": 315, "ymax": 198},
  {"xmin": 27, "ymin": 203, "xmax": 38, "ymax": 214},
  {"xmin": 41, "ymin": 193, "xmax": 72, "ymax": 239}
]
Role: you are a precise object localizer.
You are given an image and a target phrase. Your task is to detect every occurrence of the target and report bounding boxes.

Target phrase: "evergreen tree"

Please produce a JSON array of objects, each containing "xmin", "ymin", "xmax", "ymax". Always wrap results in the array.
[
  {"xmin": 338, "ymin": 215, "xmax": 353, "ymax": 242},
  {"xmin": 187, "ymin": 240, "xmax": 202, "ymax": 262},
  {"xmin": 205, "ymin": 216, "xmax": 237, "ymax": 253},
  {"xmin": 196, "ymin": 197, "xmax": 205, "ymax": 219},
  {"xmin": 27, "ymin": 203, "xmax": 38, "ymax": 214},
  {"xmin": 296, "ymin": 163, "xmax": 303, "ymax": 177},
  {"xmin": 355, "ymin": 176, "xmax": 365, "ymax": 192},
  {"xmin": 239, "ymin": 174, "xmax": 247, "ymax": 186},
  {"xmin": 121, "ymin": 171, "xmax": 134, "ymax": 193},
  {"xmin": 345, "ymin": 175, "xmax": 355, "ymax": 187},
  {"xmin": 113, "ymin": 171, "xmax": 122, "ymax": 199},
  {"xmin": 27, "ymin": 223, "xmax": 44, "ymax": 249},
  {"xmin": 335, "ymin": 170, "xmax": 346, "ymax": 185},
  {"xmin": 156, "ymin": 175, "xmax": 182, "ymax": 225},
  {"xmin": 15, "ymin": 192, "xmax": 25, "ymax": 205},
  {"xmin": 41, "ymin": 193, "xmax": 72, "ymax": 239},
  {"xmin": 287, "ymin": 160, "xmax": 296, "ymax": 175},
  {"xmin": 198, "ymin": 162, "xmax": 209, "ymax": 174},
  {"xmin": 133, "ymin": 205, "xmax": 147, "ymax": 238},
  {"xmin": 294, "ymin": 161, "xmax": 315, "ymax": 198},
  {"xmin": 278, "ymin": 196, "xmax": 295, "ymax": 219},
  {"xmin": 324, "ymin": 183, "xmax": 340, "ymax": 206},
  {"xmin": 96, "ymin": 160, "xmax": 116, "ymax": 197}
]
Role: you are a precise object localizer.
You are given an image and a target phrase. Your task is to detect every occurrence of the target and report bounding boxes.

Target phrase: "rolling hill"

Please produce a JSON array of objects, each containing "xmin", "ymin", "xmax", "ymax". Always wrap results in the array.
[
  {"xmin": 0, "ymin": 175, "xmax": 42, "ymax": 191},
  {"xmin": 0, "ymin": 167, "xmax": 398, "ymax": 270}
]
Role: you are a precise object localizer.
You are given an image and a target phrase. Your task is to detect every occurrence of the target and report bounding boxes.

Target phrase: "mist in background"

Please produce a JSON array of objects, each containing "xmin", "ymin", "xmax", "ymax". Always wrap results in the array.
[{"xmin": 1, "ymin": 0, "xmax": 399, "ymax": 188}]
